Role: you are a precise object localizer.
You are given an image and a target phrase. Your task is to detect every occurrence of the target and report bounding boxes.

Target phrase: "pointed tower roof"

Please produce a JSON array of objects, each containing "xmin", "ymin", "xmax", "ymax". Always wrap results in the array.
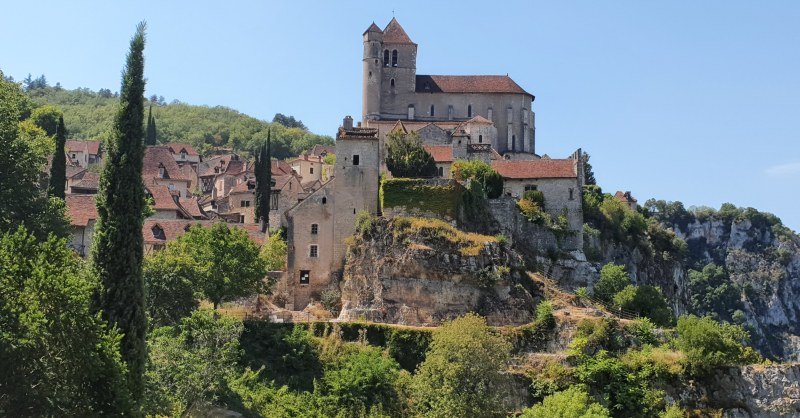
[
  {"xmin": 363, "ymin": 22, "xmax": 382, "ymax": 35},
  {"xmin": 383, "ymin": 18, "xmax": 415, "ymax": 45}
]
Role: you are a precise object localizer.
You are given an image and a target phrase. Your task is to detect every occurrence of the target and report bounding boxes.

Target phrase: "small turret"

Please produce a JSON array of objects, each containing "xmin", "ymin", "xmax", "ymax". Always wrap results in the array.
[{"xmin": 362, "ymin": 23, "xmax": 383, "ymax": 121}]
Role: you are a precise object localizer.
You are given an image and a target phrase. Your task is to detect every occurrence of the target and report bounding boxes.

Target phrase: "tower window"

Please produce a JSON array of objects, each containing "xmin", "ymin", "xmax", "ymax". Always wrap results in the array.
[
  {"xmin": 438, "ymin": 166, "xmax": 443, "ymax": 177},
  {"xmin": 383, "ymin": 50, "xmax": 389, "ymax": 66},
  {"xmin": 300, "ymin": 270, "xmax": 310, "ymax": 285},
  {"xmin": 391, "ymin": 49, "xmax": 398, "ymax": 66},
  {"xmin": 407, "ymin": 105, "xmax": 415, "ymax": 120},
  {"xmin": 310, "ymin": 167, "xmax": 314, "ymax": 174},
  {"xmin": 430, "ymin": 105, "xmax": 435, "ymax": 117},
  {"xmin": 322, "ymin": 197, "xmax": 327, "ymax": 204},
  {"xmin": 467, "ymin": 105, "xmax": 472, "ymax": 118},
  {"xmin": 353, "ymin": 155, "xmax": 360, "ymax": 165},
  {"xmin": 512, "ymin": 135, "xmax": 516, "ymax": 151},
  {"xmin": 488, "ymin": 107, "xmax": 493, "ymax": 120},
  {"xmin": 569, "ymin": 188, "xmax": 575, "ymax": 200},
  {"xmin": 478, "ymin": 135, "xmax": 483, "ymax": 143},
  {"xmin": 311, "ymin": 223, "xmax": 318, "ymax": 234},
  {"xmin": 390, "ymin": 78, "xmax": 395, "ymax": 88},
  {"xmin": 310, "ymin": 245, "xmax": 318, "ymax": 258}
]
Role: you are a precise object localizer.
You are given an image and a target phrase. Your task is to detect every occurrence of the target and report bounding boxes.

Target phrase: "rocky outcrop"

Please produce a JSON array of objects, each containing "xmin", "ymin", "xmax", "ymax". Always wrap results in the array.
[
  {"xmin": 674, "ymin": 364, "xmax": 800, "ymax": 417},
  {"xmin": 338, "ymin": 218, "xmax": 540, "ymax": 326}
]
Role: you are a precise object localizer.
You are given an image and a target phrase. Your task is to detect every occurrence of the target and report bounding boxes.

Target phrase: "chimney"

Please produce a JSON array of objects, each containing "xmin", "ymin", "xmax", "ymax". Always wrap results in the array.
[{"xmin": 343, "ymin": 115, "xmax": 353, "ymax": 130}]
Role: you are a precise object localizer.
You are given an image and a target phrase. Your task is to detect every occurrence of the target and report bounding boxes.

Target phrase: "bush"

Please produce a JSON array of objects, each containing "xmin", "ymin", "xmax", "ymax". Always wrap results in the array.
[
  {"xmin": 385, "ymin": 131, "xmax": 437, "ymax": 178},
  {"xmin": 593, "ymin": 263, "xmax": 631, "ymax": 302},
  {"xmin": 355, "ymin": 210, "xmax": 374, "ymax": 236},
  {"xmin": 518, "ymin": 198, "xmax": 551, "ymax": 225},
  {"xmin": 613, "ymin": 285, "xmax": 673, "ymax": 327},
  {"xmin": 626, "ymin": 318, "xmax": 659, "ymax": 346},
  {"xmin": 674, "ymin": 315, "xmax": 762, "ymax": 377},
  {"xmin": 521, "ymin": 385, "xmax": 610, "ymax": 418},
  {"xmin": 536, "ymin": 300, "xmax": 556, "ymax": 328},
  {"xmin": 523, "ymin": 189, "xmax": 545, "ymax": 206},
  {"xmin": 687, "ymin": 263, "xmax": 741, "ymax": 320},
  {"xmin": 452, "ymin": 159, "xmax": 504, "ymax": 198},
  {"xmin": 569, "ymin": 318, "xmax": 627, "ymax": 357}
]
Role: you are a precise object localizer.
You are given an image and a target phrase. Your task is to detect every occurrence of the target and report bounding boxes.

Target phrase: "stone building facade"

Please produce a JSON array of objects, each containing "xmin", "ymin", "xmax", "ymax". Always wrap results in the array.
[{"xmin": 362, "ymin": 19, "xmax": 536, "ymax": 155}]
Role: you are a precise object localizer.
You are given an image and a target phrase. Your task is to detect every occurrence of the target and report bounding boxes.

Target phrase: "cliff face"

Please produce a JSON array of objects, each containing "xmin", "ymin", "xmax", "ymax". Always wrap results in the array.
[
  {"xmin": 535, "ymin": 214, "xmax": 800, "ymax": 360},
  {"xmin": 338, "ymin": 218, "xmax": 540, "ymax": 326}
]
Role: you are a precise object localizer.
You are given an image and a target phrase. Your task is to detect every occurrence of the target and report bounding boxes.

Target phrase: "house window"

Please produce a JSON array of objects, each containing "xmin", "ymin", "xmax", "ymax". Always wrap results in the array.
[
  {"xmin": 271, "ymin": 192, "xmax": 279, "ymax": 209},
  {"xmin": 159, "ymin": 166, "xmax": 166, "ymax": 178},
  {"xmin": 407, "ymin": 105, "xmax": 415, "ymax": 120},
  {"xmin": 241, "ymin": 200, "xmax": 250, "ymax": 207},
  {"xmin": 478, "ymin": 135, "xmax": 483, "ymax": 143},
  {"xmin": 438, "ymin": 166, "xmax": 444, "ymax": 177},
  {"xmin": 390, "ymin": 78, "xmax": 395, "ymax": 88},
  {"xmin": 310, "ymin": 167, "xmax": 314, "ymax": 175},
  {"xmin": 151, "ymin": 225, "xmax": 165, "ymax": 240},
  {"xmin": 430, "ymin": 105, "xmax": 435, "ymax": 117},
  {"xmin": 391, "ymin": 49, "xmax": 398, "ymax": 66},
  {"xmin": 383, "ymin": 49, "xmax": 389, "ymax": 66},
  {"xmin": 311, "ymin": 223, "xmax": 318, "ymax": 235},
  {"xmin": 524, "ymin": 185, "xmax": 538, "ymax": 191},
  {"xmin": 71, "ymin": 153, "xmax": 76, "ymax": 159},
  {"xmin": 300, "ymin": 270, "xmax": 310, "ymax": 285},
  {"xmin": 310, "ymin": 245, "xmax": 318, "ymax": 258},
  {"xmin": 467, "ymin": 104, "xmax": 472, "ymax": 118},
  {"xmin": 447, "ymin": 105, "xmax": 453, "ymax": 120},
  {"xmin": 353, "ymin": 155, "xmax": 360, "ymax": 166},
  {"xmin": 180, "ymin": 150, "xmax": 187, "ymax": 160},
  {"xmin": 569, "ymin": 188, "xmax": 574, "ymax": 200},
  {"xmin": 239, "ymin": 215, "xmax": 245, "ymax": 223},
  {"xmin": 322, "ymin": 197, "xmax": 327, "ymax": 204}
]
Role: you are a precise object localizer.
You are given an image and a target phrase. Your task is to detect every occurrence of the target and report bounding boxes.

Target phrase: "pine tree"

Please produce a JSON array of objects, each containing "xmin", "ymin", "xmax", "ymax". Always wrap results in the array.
[
  {"xmin": 91, "ymin": 22, "xmax": 148, "ymax": 402},
  {"xmin": 145, "ymin": 105, "xmax": 157, "ymax": 145},
  {"xmin": 47, "ymin": 115, "xmax": 67, "ymax": 199},
  {"xmin": 255, "ymin": 130, "xmax": 272, "ymax": 233}
]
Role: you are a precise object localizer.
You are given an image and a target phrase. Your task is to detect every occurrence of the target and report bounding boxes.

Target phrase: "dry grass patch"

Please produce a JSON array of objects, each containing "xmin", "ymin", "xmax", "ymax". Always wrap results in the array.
[{"xmin": 392, "ymin": 216, "xmax": 496, "ymax": 256}]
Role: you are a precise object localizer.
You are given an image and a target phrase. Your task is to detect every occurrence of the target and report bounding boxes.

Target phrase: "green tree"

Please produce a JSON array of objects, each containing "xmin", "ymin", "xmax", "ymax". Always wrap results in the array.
[
  {"xmin": 452, "ymin": 159, "xmax": 504, "ymax": 198},
  {"xmin": 412, "ymin": 313, "xmax": 511, "ymax": 418},
  {"xmin": 674, "ymin": 315, "xmax": 761, "ymax": 377},
  {"xmin": 0, "ymin": 71, "xmax": 68, "ymax": 240},
  {"xmin": 0, "ymin": 227, "xmax": 130, "ymax": 415},
  {"xmin": 91, "ymin": 22, "xmax": 149, "ymax": 400},
  {"xmin": 31, "ymin": 104, "xmax": 62, "ymax": 136},
  {"xmin": 143, "ymin": 310, "xmax": 244, "ymax": 416},
  {"xmin": 255, "ymin": 130, "xmax": 272, "ymax": 233},
  {"xmin": 272, "ymin": 112, "xmax": 308, "ymax": 130},
  {"xmin": 593, "ymin": 263, "xmax": 631, "ymax": 302},
  {"xmin": 521, "ymin": 385, "xmax": 610, "ymax": 418},
  {"xmin": 687, "ymin": 263, "xmax": 741, "ymax": 320},
  {"xmin": 143, "ymin": 248, "xmax": 199, "ymax": 327},
  {"xmin": 261, "ymin": 230, "xmax": 287, "ymax": 271},
  {"xmin": 145, "ymin": 104, "xmax": 157, "ymax": 145},
  {"xmin": 171, "ymin": 223, "xmax": 269, "ymax": 309},
  {"xmin": 613, "ymin": 285, "xmax": 673, "ymax": 326},
  {"xmin": 582, "ymin": 153, "xmax": 597, "ymax": 186},
  {"xmin": 385, "ymin": 131, "xmax": 437, "ymax": 178},
  {"xmin": 317, "ymin": 345, "xmax": 403, "ymax": 415},
  {"xmin": 47, "ymin": 115, "xmax": 67, "ymax": 198}
]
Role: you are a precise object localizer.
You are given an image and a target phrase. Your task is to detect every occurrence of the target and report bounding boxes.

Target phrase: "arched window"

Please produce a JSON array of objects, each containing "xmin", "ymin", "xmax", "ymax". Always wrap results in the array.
[
  {"xmin": 467, "ymin": 105, "xmax": 472, "ymax": 118},
  {"xmin": 391, "ymin": 49, "xmax": 398, "ymax": 66},
  {"xmin": 383, "ymin": 50, "xmax": 390, "ymax": 66},
  {"xmin": 430, "ymin": 105, "xmax": 435, "ymax": 117},
  {"xmin": 478, "ymin": 135, "xmax": 483, "ymax": 143},
  {"xmin": 390, "ymin": 78, "xmax": 395, "ymax": 88}
]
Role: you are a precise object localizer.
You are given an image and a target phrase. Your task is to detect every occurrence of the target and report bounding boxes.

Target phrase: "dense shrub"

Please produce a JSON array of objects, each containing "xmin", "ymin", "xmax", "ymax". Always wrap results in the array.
[
  {"xmin": 521, "ymin": 385, "xmax": 610, "ymax": 418},
  {"xmin": 569, "ymin": 318, "xmax": 627, "ymax": 357},
  {"xmin": 613, "ymin": 285, "xmax": 674, "ymax": 326},
  {"xmin": 381, "ymin": 179, "xmax": 464, "ymax": 219},
  {"xmin": 523, "ymin": 189, "xmax": 545, "ymax": 206},
  {"xmin": 452, "ymin": 159, "xmax": 504, "ymax": 198},
  {"xmin": 687, "ymin": 263, "xmax": 742, "ymax": 320},
  {"xmin": 593, "ymin": 263, "xmax": 631, "ymax": 302},
  {"xmin": 384, "ymin": 131, "xmax": 437, "ymax": 178},
  {"xmin": 240, "ymin": 322, "xmax": 323, "ymax": 391},
  {"xmin": 674, "ymin": 315, "xmax": 762, "ymax": 377}
]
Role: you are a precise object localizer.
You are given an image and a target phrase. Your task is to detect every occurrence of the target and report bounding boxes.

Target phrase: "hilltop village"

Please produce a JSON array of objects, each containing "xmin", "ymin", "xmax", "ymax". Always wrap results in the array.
[{"xmin": 62, "ymin": 18, "xmax": 618, "ymax": 311}]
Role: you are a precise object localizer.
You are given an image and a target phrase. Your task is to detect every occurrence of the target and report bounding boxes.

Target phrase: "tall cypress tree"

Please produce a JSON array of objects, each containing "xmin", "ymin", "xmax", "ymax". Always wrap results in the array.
[
  {"xmin": 47, "ymin": 115, "xmax": 67, "ymax": 199},
  {"xmin": 91, "ymin": 22, "xmax": 148, "ymax": 402},
  {"xmin": 255, "ymin": 130, "xmax": 272, "ymax": 233},
  {"xmin": 145, "ymin": 105, "xmax": 156, "ymax": 145}
]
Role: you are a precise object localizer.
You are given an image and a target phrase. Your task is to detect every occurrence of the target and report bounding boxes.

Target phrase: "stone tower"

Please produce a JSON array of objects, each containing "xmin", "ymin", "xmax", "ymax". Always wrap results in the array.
[
  {"xmin": 332, "ymin": 117, "xmax": 380, "ymax": 267},
  {"xmin": 362, "ymin": 23, "xmax": 383, "ymax": 121}
]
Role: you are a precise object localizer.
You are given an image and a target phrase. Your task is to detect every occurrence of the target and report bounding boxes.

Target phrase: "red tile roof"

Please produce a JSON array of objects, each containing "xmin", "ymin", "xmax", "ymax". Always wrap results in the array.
[
  {"xmin": 272, "ymin": 160, "xmax": 294, "ymax": 176},
  {"xmin": 492, "ymin": 159, "xmax": 576, "ymax": 179},
  {"xmin": 382, "ymin": 18, "xmax": 415, "ymax": 44},
  {"xmin": 147, "ymin": 185, "xmax": 187, "ymax": 216},
  {"xmin": 230, "ymin": 179, "xmax": 255, "ymax": 194},
  {"xmin": 310, "ymin": 144, "xmax": 335, "ymax": 157},
  {"xmin": 143, "ymin": 147, "xmax": 195, "ymax": 185},
  {"xmin": 165, "ymin": 143, "xmax": 199, "ymax": 156},
  {"xmin": 178, "ymin": 196, "xmax": 205, "ymax": 219},
  {"xmin": 423, "ymin": 145, "xmax": 454, "ymax": 163},
  {"xmin": 363, "ymin": 22, "xmax": 382, "ymax": 35},
  {"xmin": 65, "ymin": 140, "xmax": 101, "ymax": 155},
  {"xmin": 71, "ymin": 171, "xmax": 99, "ymax": 192},
  {"xmin": 143, "ymin": 219, "xmax": 265, "ymax": 245},
  {"xmin": 614, "ymin": 191, "xmax": 638, "ymax": 204},
  {"xmin": 416, "ymin": 75, "xmax": 531, "ymax": 96},
  {"xmin": 65, "ymin": 195, "xmax": 97, "ymax": 227}
]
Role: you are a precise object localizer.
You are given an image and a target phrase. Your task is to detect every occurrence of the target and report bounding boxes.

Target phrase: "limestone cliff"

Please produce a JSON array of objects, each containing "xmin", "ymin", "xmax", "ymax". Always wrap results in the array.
[{"xmin": 337, "ymin": 217, "xmax": 540, "ymax": 326}]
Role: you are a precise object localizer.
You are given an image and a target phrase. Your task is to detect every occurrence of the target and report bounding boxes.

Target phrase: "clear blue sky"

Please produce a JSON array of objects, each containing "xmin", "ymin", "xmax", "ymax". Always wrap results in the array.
[{"xmin": 2, "ymin": 1, "xmax": 799, "ymax": 230}]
